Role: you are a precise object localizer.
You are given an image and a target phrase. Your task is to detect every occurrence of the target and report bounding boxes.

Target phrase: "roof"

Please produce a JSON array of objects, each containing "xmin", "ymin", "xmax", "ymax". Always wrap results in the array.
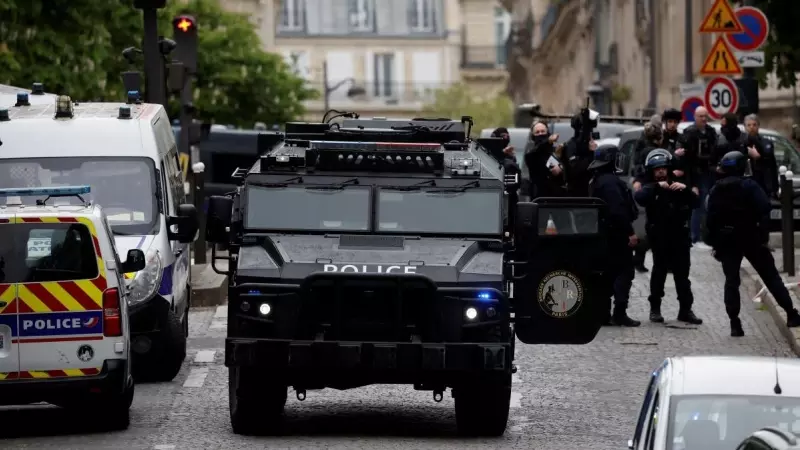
[
  {"xmin": 0, "ymin": 101, "xmax": 164, "ymax": 159},
  {"xmin": 669, "ymin": 356, "xmax": 800, "ymax": 397},
  {"xmin": 0, "ymin": 83, "xmax": 58, "ymax": 107}
]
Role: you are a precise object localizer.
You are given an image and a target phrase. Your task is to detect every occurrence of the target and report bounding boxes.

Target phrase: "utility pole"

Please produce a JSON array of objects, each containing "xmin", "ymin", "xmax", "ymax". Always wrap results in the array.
[
  {"xmin": 684, "ymin": 0, "xmax": 693, "ymax": 83},
  {"xmin": 134, "ymin": 0, "xmax": 167, "ymax": 106}
]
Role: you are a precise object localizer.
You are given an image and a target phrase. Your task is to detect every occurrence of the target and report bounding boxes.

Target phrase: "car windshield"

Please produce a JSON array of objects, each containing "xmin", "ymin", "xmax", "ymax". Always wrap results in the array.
[
  {"xmin": 762, "ymin": 133, "xmax": 800, "ymax": 174},
  {"xmin": 0, "ymin": 157, "xmax": 158, "ymax": 235},
  {"xmin": 245, "ymin": 185, "xmax": 371, "ymax": 231},
  {"xmin": 377, "ymin": 188, "xmax": 501, "ymax": 234},
  {"xmin": 667, "ymin": 395, "xmax": 800, "ymax": 450}
]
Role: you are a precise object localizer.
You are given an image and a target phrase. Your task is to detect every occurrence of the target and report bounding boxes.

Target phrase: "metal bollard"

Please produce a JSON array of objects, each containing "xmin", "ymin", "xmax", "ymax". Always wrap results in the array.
[
  {"xmin": 780, "ymin": 168, "xmax": 795, "ymax": 276},
  {"xmin": 193, "ymin": 162, "xmax": 207, "ymax": 265}
]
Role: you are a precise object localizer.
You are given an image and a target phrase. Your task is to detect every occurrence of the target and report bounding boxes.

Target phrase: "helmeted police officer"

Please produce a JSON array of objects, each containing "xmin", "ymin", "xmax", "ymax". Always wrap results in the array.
[
  {"xmin": 707, "ymin": 151, "xmax": 800, "ymax": 336},
  {"xmin": 634, "ymin": 149, "xmax": 703, "ymax": 325},
  {"xmin": 589, "ymin": 144, "xmax": 641, "ymax": 327}
]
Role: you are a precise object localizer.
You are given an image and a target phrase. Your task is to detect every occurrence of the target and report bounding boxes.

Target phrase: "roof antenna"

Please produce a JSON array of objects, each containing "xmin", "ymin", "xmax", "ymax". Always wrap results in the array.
[{"xmin": 774, "ymin": 350, "xmax": 783, "ymax": 395}]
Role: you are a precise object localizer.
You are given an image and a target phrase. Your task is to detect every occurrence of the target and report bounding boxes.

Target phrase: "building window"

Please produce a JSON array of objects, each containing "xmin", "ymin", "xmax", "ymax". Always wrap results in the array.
[
  {"xmin": 279, "ymin": 0, "xmax": 306, "ymax": 31},
  {"xmin": 409, "ymin": 0, "xmax": 436, "ymax": 32},
  {"xmin": 374, "ymin": 53, "xmax": 395, "ymax": 98},
  {"xmin": 349, "ymin": 0, "xmax": 375, "ymax": 32}
]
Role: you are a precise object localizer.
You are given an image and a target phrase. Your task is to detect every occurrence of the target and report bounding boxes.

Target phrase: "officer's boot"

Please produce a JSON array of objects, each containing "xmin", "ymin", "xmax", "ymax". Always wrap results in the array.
[
  {"xmin": 611, "ymin": 308, "xmax": 641, "ymax": 327},
  {"xmin": 648, "ymin": 297, "xmax": 664, "ymax": 323},
  {"xmin": 730, "ymin": 317, "xmax": 744, "ymax": 337},
  {"xmin": 787, "ymin": 309, "xmax": 800, "ymax": 328},
  {"xmin": 677, "ymin": 309, "xmax": 703, "ymax": 325}
]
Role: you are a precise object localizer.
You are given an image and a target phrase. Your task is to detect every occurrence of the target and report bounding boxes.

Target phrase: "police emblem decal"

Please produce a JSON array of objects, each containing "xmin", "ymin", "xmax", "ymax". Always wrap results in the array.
[
  {"xmin": 537, "ymin": 270, "xmax": 583, "ymax": 318},
  {"xmin": 77, "ymin": 345, "xmax": 94, "ymax": 362}
]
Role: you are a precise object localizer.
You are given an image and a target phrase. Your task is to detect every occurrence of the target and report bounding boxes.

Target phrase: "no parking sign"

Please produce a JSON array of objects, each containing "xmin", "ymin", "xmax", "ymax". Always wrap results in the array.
[{"xmin": 681, "ymin": 97, "xmax": 704, "ymax": 122}]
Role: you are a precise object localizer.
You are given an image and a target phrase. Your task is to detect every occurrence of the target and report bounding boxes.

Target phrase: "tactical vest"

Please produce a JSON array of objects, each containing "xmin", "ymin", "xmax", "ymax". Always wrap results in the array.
[{"xmin": 708, "ymin": 177, "xmax": 759, "ymax": 242}]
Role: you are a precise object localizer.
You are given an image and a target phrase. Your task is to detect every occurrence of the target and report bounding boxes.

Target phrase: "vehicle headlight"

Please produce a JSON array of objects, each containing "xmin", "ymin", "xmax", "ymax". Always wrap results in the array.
[{"xmin": 127, "ymin": 249, "xmax": 163, "ymax": 306}]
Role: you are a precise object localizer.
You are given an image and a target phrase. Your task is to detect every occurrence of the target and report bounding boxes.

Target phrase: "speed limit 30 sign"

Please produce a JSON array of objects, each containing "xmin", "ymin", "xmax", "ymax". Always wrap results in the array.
[{"xmin": 704, "ymin": 76, "xmax": 739, "ymax": 120}]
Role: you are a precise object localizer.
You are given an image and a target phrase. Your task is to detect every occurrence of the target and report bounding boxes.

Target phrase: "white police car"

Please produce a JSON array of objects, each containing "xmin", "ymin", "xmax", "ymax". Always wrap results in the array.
[
  {"xmin": 737, "ymin": 428, "xmax": 800, "ymax": 450},
  {"xmin": 0, "ymin": 92, "xmax": 199, "ymax": 382},
  {"xmin": 0, "ymin": 185, "xmax": 145, "ymax": 429}
]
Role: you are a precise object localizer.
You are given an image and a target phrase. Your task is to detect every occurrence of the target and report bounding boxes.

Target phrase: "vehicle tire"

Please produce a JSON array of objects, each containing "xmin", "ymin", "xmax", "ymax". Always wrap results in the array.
[
  {"xmin": 150, "ymin": 308, "xmax": 187, "ymax": 382},
  {"xmin": 229, "ymin": 367, "xmax": 287, "ymax": 435},
  {"xmin": 454, "ymin": 373, "xmax": 511, "ymax": 437},
  {"xmin": 89, "ymin": 379, "xmax": 133, "ymax": 431}
]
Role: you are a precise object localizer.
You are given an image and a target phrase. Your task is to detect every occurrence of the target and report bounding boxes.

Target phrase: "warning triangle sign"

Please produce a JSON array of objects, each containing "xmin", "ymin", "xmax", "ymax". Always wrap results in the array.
[
  {"xmin": 700, "ymin": 36, "xmax": 743, "ymax": 76},
  {"xmin": 699, "ymin": 0, "xmax": 743, "ymax": 33}
]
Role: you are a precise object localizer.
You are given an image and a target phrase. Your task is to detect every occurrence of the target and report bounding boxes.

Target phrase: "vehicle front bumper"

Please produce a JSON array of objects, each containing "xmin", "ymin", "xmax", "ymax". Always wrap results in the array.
[
  {"xmin": 226, "ymin": 339, "xmax": 511, "ymax": 374},
  {"xmin": 0, "ymin": 360, "xmax": 128, "ymax": 406}
]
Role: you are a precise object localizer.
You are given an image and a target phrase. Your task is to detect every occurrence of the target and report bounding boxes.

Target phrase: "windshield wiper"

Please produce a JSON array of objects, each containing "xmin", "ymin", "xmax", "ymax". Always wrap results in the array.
[
  {"xmin": 382, "ymin": 179, "xmax": 437, "ymax": 191},
  {"xmin": 250, "ymin": 176, "xmax": 304, "ymax": 188},
  {"xmin": 304, "ymin": 178, "xmax": 360, "ymax": 191},
  {"xmin": 428, "ymin": 180, "xmax": 481, "ymax": 193}
]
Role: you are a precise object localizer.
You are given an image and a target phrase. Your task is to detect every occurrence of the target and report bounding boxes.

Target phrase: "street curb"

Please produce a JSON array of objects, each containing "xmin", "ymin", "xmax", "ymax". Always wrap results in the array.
[
  {"xmin": 190, "ymin": 263, "xmax": 227, "ymax": 308},
  {"xmin": 741, "ymin": 265, "xmax": 800, "ymax": 356}
]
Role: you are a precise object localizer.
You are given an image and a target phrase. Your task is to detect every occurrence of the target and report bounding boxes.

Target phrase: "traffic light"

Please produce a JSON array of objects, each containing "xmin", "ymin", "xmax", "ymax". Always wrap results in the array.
[{"xmin": 172, "ymin": 15, "xmax": 198, "ymax": 73}]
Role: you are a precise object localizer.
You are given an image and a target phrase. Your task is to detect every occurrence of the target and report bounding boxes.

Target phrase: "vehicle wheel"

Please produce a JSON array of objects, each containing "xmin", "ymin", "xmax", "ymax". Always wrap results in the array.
[
  {"xmin": 454, "ymin": 373, "xmax": 511, "ymax": 437},
  {"xmin": 229, "ymin": 367, "xmax": 287, "ymax": 435},
  {"xmin": 150, "ymin": 308, "xmax": 187, "ymax": 382}
]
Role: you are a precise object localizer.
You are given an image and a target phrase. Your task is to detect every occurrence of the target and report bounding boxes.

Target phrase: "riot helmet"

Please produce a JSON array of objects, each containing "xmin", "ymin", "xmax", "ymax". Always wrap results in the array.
[
  {"xmin": 588, "ymin": 144, "xmax": 621, "ymax": 172},
  {"xmin": 718, "ymin": 151, "xmax": 747, "ymax": 176},
  {"xmin": 645, "ymin": 148, "xmax": 672, "ymax": 170}
]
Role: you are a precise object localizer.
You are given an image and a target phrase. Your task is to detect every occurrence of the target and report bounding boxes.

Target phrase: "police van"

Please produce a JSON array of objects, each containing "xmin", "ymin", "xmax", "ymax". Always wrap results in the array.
[
  {"xmin": 0, "ymin": 92, "xmax": 199, "ymax": 382},
  {"xmin": 0, "ymin": 185, "xmax": 145, "ymax": 429}
]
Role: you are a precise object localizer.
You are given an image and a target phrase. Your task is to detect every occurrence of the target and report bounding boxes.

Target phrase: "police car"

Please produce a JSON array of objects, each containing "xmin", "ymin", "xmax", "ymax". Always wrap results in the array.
[
  {"xmin": 737, "ymin": 428, "xmax": 800, "ymax": 449},
  {"xmin": 0, "ymin": 185, "xmax": 145, "ymax": 430},
  {"xmin": 0, "ymin": 91, "xmax": 199, "ymax": 382}
]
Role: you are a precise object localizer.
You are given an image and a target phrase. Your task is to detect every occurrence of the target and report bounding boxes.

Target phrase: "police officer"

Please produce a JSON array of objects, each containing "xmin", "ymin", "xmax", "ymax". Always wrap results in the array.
[
  {"xmin": 588, "ymin": 144, "xmax": 641, "ymax": 327},
  {"xmin": 631, "ymin": 122, "xmax": 663, "ymax": 272},
  {"xmin": 564, "ymin": 112, "xmax": 598, "ymax": 198},
  {"xmin": 743, "ymin": 114, "xmax": 779, "ymax": 197},
  {"xmin": 525, "ymin": 121, "xmax": 565, "ymax": 199},
  {"xmin": 683, "ymin": 106, "xmax": 718, "ymax": 246},
  {"xmin": 707, "ymin": 151, "xmax": 800, "ymax": 336},
  {"xmin": 634, "ymin": 149, "xmax": 703, "ymax": 325}
]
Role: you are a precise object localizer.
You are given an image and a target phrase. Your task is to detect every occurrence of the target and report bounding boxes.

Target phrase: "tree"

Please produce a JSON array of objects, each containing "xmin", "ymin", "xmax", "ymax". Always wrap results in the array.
[
  {"xmin": 753, "ymin": 0, "xmax": 800, "ymax": 88},
  {"xmin": 0, "ymin": 0, "xmax": 316, "ymax": 127},
  {"xmin": 421, "ymin": 83, "xmax": 513, "ymax": 136}
]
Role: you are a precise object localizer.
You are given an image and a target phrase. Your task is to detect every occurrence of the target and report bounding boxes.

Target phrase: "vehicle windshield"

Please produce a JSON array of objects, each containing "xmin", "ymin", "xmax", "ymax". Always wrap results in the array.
[
  {"xmin": 245, "ymin": 185, "xmax": 370, "ymax": 231},
  {"xmin": 0, "ymin": 157, "xmax": 158, "ymax": 235},
  {"xmin": 377, "ymin": 188, "xmax": 501, "ymax": 234},
  {"xmin": 763, "ymin": 133, "xmax": 800, "ymax": 174},
  {"xmin": 667, "ymin": 394, "xmax": 800, "ymax": 450}
]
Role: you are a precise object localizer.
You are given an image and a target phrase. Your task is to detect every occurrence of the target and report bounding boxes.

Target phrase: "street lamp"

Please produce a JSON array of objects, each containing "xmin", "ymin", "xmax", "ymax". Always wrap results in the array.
[{"xmin": 322, "ymin": 61, "xmax": 366, "ymax": 112}]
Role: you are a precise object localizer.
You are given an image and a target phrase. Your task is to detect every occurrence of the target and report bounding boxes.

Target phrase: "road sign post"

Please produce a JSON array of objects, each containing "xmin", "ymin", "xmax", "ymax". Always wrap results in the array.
[
  {"xmin": 681, "ymin": 97, "xmax": 704, "ymax": 122},
  {"xmin": 704, "ymin": 76, "xmax": 739, "ymax": 120}
]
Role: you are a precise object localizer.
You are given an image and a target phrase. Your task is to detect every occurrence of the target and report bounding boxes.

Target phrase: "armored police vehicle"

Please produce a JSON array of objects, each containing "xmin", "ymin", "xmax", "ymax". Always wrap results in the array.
[{"xmin": 204, "ymin": 116, "xmax": 609, "ymax": 436}]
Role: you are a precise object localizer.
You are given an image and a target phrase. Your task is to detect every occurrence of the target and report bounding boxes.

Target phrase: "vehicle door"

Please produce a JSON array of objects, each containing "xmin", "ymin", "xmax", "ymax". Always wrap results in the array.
[
  {"xmin": 512, "ymin": 197, "xmax": 608, "ymax": 344},
  {"xmin": 16, "ymin": 215, "xmax": 108, "ymax": 378},
  {"xmin": 0, "ymin": 216, "xmax": 19, "ymax": 381},
  {"xmin": 162, "ymin": 149, "xmax": 191, "ymax": 309},
  {"xmin": 630, "ymin": 370, "xmax": 659, "ymax": 449}
]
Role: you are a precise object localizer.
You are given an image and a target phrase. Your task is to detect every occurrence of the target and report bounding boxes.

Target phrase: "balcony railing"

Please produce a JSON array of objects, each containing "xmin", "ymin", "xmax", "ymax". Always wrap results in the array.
[
  {"xmin": 276, "ymin": 0, "xmax": 445, "ymax": 38},
  {"xmin": 461, "ymin": 45, "xmax": 508, "ymax": 69},
  {"xmin": 303, "ymin": 80, "xmax": 455, "ymax": 106}
]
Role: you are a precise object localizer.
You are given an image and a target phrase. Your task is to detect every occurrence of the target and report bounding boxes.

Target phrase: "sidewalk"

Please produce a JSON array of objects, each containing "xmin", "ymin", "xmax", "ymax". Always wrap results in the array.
[
  {"xmin": 741, "ymin": 247, "xmax": 800, "ymax": 355},
  {"xmin": 190, "ymin": 249, "xmax": 228, "ymax": 308}
]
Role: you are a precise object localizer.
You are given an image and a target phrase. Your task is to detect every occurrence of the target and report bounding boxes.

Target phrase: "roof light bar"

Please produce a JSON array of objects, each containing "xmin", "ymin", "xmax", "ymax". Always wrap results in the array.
[{"xmin": 0, "ymin": 185, "xmax": 91, "ymax": 197}]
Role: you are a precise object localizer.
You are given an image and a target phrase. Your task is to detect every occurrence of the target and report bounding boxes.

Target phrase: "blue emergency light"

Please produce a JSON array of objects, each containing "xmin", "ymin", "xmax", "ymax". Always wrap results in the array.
[
  {"xmin": 0, "ymin": 185, "xmax": 91, "ymax": 197},
  {"xmin": 15, "ymin": 92, "xmax": 30, "ymax": 106}
]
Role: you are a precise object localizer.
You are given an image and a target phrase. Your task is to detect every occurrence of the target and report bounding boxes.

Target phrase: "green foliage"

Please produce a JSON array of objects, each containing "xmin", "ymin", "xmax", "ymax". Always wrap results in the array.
[
  {"xmin": 0, "ymin": 0, "xmax": 315, "ymax": 127},
  {"xmin": 421, "ymin": 83, "xmax": 513, "ymax": 136},
  {"xmin": 752, "ymin": 0, "xmax": 800, "ymax": 88}
]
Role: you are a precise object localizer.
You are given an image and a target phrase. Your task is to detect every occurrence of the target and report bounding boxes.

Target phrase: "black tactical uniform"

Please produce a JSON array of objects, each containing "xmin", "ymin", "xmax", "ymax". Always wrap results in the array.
[
  {"xmin": 661, "ymin": 108, "xmax": 687, "ymax": 153},
  {"xmin": 634, "ymin": 149, "xmax": 703, "ymax": 325},
  {"xmin": 588, "ymin": 145, "xmax": 641, "ymax": 327},
  {"xmin": 707, "ymin": 151, "xmax": 800, "ymax": 337},
  {"xmin": 564, "ymin": 114, "xmax": 595, "ymax": 198},
  {"xmin": 745, "ymin": 132, "xmax": 779, "ymax": 197},
  {"xmin": 631, "ymin": 123, "xmax": 663, "ymax": 273},
  {"xmin": 712, "ymin": 113, "xmax": 748, "ymax": 171}
]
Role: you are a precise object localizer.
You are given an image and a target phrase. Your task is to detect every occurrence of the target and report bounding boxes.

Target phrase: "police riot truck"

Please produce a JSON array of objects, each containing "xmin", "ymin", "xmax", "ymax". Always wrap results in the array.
[
  {"xmin": 204, "ymin": 116, "xmax": 609, "ymax": 436},
  {"xmin": 0, "ymin": 90, "xmax": 199, "ymax": 382}
]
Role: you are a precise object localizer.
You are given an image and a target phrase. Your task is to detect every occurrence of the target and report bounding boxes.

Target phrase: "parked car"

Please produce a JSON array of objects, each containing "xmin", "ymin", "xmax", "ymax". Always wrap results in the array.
[{"xmin": 629, "ymin": 356, "xmax": 800, "ymax": 450}]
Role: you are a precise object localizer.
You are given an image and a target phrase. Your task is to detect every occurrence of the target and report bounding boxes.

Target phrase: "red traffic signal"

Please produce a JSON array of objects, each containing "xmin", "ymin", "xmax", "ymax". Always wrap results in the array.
[{"xmin": 173, "ymin": 15, "xmax": 196, "ymax": 33}]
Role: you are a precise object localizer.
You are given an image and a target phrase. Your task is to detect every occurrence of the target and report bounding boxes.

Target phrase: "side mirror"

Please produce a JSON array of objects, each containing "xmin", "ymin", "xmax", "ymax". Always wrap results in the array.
[
  {"xmin": 206, "ymin": 195, "xmax": 233, "ymax": 243},
  {"xmin": 168, "ymin": 203, "xmax": 199, "ymax": 244},
  {"xmin": 120, "ymin": 249, "xmax": 146, "ymax": 273}
]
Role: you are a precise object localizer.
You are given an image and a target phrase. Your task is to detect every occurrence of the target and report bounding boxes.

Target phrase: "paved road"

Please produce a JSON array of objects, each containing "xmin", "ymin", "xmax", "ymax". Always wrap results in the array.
[{"xmin": 1, "ymin": 248, "xmax": 792, "ymax": 450}]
